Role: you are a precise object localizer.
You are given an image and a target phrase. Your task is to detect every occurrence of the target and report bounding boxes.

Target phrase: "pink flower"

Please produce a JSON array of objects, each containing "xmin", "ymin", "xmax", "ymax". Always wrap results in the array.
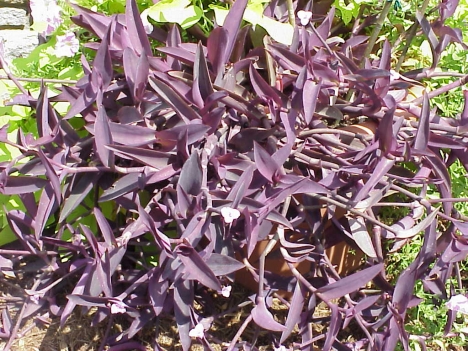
[
  {"xmin": 221, "ymin": 207, "xmax": 240, "ymax": 224},
  {"xmin": 297, "ymin": 10, "xmax": 312, "ymax": 26},
  {"xmin": 110, "ymin": 301, "xmax": 127, "ymax": 314},
  {"xmin": 219, "ymin": 285, "xmax": 232, "ymax": 298},
  {"xmin": 30, "ymin": 0, "xmax": 62, "ymax": 36},
  {"xmin": 446, "ymin": 294, "xmax": 468, "ymax": 315},
  {"xmin": 54, "ymin": 32, "xmax": 80, "ymax": 57},
  {"xmin": 189, "ymin": 323, "xmax": 205, "ymax": 338}
]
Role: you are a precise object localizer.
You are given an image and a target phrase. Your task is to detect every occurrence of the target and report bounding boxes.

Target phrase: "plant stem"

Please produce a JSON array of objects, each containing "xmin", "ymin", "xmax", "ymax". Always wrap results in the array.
[
  {"xmin": 361, "ymin": 0, "xmax": 393, "ymax": 68},
  {"xmin": 411, "ymin": 74, "xmax": 468, "ymax": 105},
  {"xmin": 226, "ymin": 315, "xmax": 253, "ymax": 351},
  {"xmin": 286, "ymin": 0, "xmax": 295, "ymax": 27},
  {"xmin": 395, "ymin": 0, "xmax": 431, "ymax": 72},
  {"xmin": 0, "ymin": 75, "xmax": 78, "ymax": 85}
]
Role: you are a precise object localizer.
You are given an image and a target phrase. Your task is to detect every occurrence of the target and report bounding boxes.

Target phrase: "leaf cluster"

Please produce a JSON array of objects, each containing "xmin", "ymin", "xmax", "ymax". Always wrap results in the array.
[{"xmin": 1, "ymin": 0, "xmax": 468, "ymax": 350}]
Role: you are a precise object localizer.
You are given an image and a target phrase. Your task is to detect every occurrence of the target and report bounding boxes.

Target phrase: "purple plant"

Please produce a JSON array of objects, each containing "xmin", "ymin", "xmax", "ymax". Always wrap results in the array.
[{"xmin": 1, "ymin": 0, "xmax": 468, "ymax": 350}]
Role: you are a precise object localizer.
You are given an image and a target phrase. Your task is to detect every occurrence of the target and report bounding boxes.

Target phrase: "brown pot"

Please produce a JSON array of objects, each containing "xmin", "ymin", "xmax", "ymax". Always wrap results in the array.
[{"xmin": 235, "ymin": 121, "xmax": 376, "ymax": 296}]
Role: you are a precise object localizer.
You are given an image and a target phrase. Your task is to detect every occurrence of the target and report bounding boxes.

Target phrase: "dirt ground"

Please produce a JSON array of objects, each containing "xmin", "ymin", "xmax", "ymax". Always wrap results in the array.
[{"xmin": 0, "ymin": 280, "xmax": 465, "ymax": 351}]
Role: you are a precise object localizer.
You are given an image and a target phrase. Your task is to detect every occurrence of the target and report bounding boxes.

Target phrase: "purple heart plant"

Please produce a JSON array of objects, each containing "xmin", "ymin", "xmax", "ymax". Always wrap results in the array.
[{"xmin": 1, "ymin": 0, "xmax": 468, "ymax": 349}]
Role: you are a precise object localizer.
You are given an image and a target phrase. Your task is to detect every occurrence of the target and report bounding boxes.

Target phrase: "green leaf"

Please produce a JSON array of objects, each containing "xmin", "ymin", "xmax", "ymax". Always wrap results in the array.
[
  {"xmin": 210, "ymin": 4, "xmax": 293, "ymax": 45},
  {"xmin": 147, "ymin": 0, "xmax": 203, "ymax": 29}
]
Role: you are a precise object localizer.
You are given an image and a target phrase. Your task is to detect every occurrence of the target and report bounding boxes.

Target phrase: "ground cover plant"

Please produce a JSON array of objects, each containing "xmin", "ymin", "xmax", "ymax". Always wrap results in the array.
[{"xmin": 1, "ymin": 0, "xmax": 468, "ymax": 350}]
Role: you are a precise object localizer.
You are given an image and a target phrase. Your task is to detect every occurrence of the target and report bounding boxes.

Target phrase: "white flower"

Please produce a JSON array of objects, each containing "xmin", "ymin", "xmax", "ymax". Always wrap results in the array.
[
  {"xmin": 219, "ymin": 285, "xmax": 232, "ymax": 298},
  {"xmin": 189, "ymin": 323, "xmax": 205, "ymax": 338},
  {"xmin": 110, "ymin": 301, "xmax": 127, "ymax": 314},
  {"xmin": 54, "ymin": 32, "xmax": 80, "ymax": 57},
  {"xmin": 221, "ymin": 207, "xmax": 240, "ymax": 224},
  {"xmin": 30, "ymin": 0, "xmax": 62, "ymax": 36},
  {"xmin": 274, "ymin": 345, "xmax": 289, "ymax": 351},
  {"xmin": 140, "ymin": 9, "xmax": 153, "ymax": 35},
  {"xmin": 446, "ymin": 294, "xmax": 468, "ymax": 315},
  {"xmin": 297, "ymin": 10, "xmax": 312, "ymax": 26}
]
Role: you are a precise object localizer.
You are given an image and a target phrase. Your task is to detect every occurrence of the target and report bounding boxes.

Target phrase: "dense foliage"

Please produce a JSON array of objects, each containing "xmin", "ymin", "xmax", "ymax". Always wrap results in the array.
[{"xmin": 1, "ymin": 0, "xmax": 468, "ymax": 350}]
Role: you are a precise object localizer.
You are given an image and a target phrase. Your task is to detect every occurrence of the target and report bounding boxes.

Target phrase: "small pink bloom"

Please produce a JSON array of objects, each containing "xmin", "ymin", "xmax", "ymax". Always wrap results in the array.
[
  {"xmin": 189, "ymin": 323, "xmax": 205, "ymax": 338},
  {"xmin": 221, "ymin": 207, "xmax": 240, "ymax": 224},
  {"xmin": 30, "ymin": 0, "xmax": 62, "ymax": 36},
  {"xmin": 219, "ymin": 285, "xmax": 232, "ymax": 298},
  {"xmin": 446, "ymin": 294, "xmax": 468, "ymax": 315},
  {"xmin": 110, "ymin": 301, "xmax": 127, "ymax": 314},
  {"xmin": 297, "ymin": 10, "xmax": 312, "ymax": 26},
  {"xmin": 54, "ymin": 32, "xmax": 80, "ymax": 57}
]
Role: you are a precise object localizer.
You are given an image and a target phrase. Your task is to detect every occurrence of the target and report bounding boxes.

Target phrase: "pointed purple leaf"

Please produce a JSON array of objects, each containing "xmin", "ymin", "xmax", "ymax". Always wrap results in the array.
[
  {"xmin": 105, "ymin": 144, "xmax": 171, "ymax": 169},
  {"xmin": 94, "ymin": 207, "xmax": 116, "ymax": 247},
  {"xmin": 125, "ymin": 0, "xmax": 152, "ymax": 55},
  {"xmin": 177, "ymin": 244, "xmax": 221, "ymax": 291},
  {"xmin": 207, "ymin": 27, "xmax": 228, "ymax": 80},
  {"xmin": 249, "ymin": 64, "xmax": 281, "ymax": 107},
  {"xmin": 281, "ymin": 281, "xmax": 306, "ymax": 343},
  {"xmin": 254, "ymin": 141, "xmax": 279, "ymax": 183},
  {"xmin": 205, "ymin": 253, "xmax": 244, "ymax": 276},
  {"xmin": 414, "ymin": 92, "xmax": 430, "ymax": 151},
  {"xmin": 148, "ymin": 77, "xmax": 201, "ymax": 122},
  {"xmin": 95, "ymin": 103, "xmax": 114, "ymax": 168},
  {"xmin": 2, "ymin": 176, "xmax": 48, "ymax": 195},
  {"xmin": 317, "ymin": 263, "xmax": 384, "ymax": 300},
  {"xmin": 99, "ymin": 172, "xmax": 142, "ymax": 202},
  {"xmin": 303, "ymin": 79, "xmax": 321, "ymax": 124},
  {"xmin": 222, "ymin": 0, "xmax": 248, "ymax": 65},
  {"xmin": 59, "ymin": 174, "xmax": 99, "ymax": 223},
  {"xmin": 251, "ymin": 297, "xmax": 286, "ymax": 332},
  {"xmin": 174, "ymin": 279, "xmax": 193, "ymax": 351},
  {"xmin": 178, "ymin": 151, "xmax": 202, "ymax": 196}
]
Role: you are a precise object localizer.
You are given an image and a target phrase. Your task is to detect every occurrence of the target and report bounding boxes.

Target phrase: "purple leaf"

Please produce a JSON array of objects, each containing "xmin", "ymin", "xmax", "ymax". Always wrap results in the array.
[
  {"xmin": 303, "ymin": 79, "xmax": 321, "ymax": 124},
  {"xmin": 59, "ymin": 174, "xmax": 99, "ymax": 223},
  {"xmin": 226, "ymin": 165, "xmax": 255, "ymax": 208},
  {"xmin": 94, "ymin": 207, "xmax": 116, "ymax": 247},
  {"xmin": 125, "ymin": 0, "xmax": 152, "ymax": 55},
  {"xmin": 176, "ymin": 244, "xmax": 221, "ymax": 291},
  {"xmin": 95, "ymin": 103, "xmax": 114, "ymax": 168},
  {"xmin": 34, "ymin": 184, "xmax": 57, "ymax": 241},
  {"xmin": 105, "ymin": 144, "xmax": 171, "ymax": 169},
  {"xmin": 71, "ymin": 4, "xmax": 111, "ymax": 39},
  {"xmin": 204, "ymin": 253, "xmax": 244, "ymax": 276},
  {"xmin": 251, "ymin": 297, "xmax": 286, "ymax": 332},
  {"xmin": 194, "ymin": 42, "xmax": 214, "ymax": 102},
  {"xmin": 414, "ymin": 92, "xmax": 430, "ymax": 152},
  {"xmin": 254, "ymin": 141, "xmax": 279, "ymax": 183},
  {"xmin": 323, "ymin": 304, "xmax": 341, "ymax": 351},
  {"xmin": 99, "ymin": 172, "xmax": 142, "ymax": 202},
  {"xmin": 349, "ymin": 216, "xmax": 377, "ymax": 258},
  {"xmin": 149, "ymin": 270, "xmax": 169, "ymax": 316},
  {"xmin": 1, "ymin": 176, "xmax": 48, "ymax": 195},
  {"xmin": 148, "ymin": 77, "xmax": 201, "ymax": 121},
  {"xmin": 174, "ymin": 279, "xmax": 193, "ymax": 351},
  {"xmin": 166, "ymin": 24, "xmax": 182, "ymax": 70},
  {"xmin": 178, "ymin": 151, "xmax": 202, "ymax": 196},
  {"xmin": 207, "ymin": 27, "xmax": 228, "ymax": 80},
  {"xmin": 317, "ymin": 263, "xmax": 384, "ymax": 300},
  {"xmin": 93, "ymin": 24, "xmax": 113, "ymax": 89},
  {"xmin": 353, "ymin": 157, "xmax": 395, "ymax": 204},
  {"xmin": 106, "ymin": 122, "xmax": 156, "ymax": 146},
  {"xmin": 249, "ymin": 64, "xmax": 281, "ymax": 107},
  {"xmin": 281, "ymin": 281, "xmax": 306, "ymax": 343},
  {"xmin": 37, "ymin": 149, "xmax": 62, "ymax": 203},
  {"xmin": 222, "ymin": 0, "xmax": 248, "ymax": 65}
]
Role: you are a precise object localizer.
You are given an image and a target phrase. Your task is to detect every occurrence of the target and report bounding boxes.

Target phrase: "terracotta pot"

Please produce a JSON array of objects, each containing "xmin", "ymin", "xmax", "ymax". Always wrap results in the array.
[{"xmin": 235, "ymin": 121, "xmax": 376, "ymax": 296}]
